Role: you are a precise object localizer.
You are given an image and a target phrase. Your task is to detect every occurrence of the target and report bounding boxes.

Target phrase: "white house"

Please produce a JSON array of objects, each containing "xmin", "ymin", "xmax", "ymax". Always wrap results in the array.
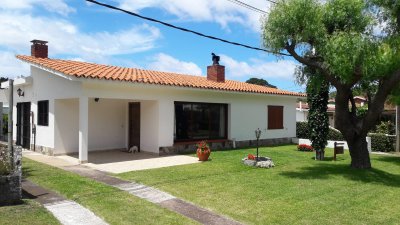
[{"xmin": 3, "ymin": 40, "xmax": 304, "ymax": 163}]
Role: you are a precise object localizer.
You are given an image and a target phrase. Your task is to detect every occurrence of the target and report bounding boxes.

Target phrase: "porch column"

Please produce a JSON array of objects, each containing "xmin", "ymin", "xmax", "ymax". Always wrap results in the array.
[{"xmin": 79, "ymin": 96, "xmax": 88, "ymax": 163}]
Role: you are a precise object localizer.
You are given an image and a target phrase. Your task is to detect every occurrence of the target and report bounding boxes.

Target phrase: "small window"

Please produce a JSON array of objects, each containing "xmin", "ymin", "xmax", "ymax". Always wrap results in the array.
[
  {"xmin": 38, "ymin": 100, "xmax": 49, "ymax": 126},
  {"xmin": 268, "ymin": 106, "xmax": 283, "ymax": 129}
]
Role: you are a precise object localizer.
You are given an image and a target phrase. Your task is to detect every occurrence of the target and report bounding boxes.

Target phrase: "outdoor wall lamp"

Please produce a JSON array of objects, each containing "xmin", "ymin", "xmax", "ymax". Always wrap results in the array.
[{"xmin": 17, "ymin": 88, "xmax": 24, "ymax": 97}]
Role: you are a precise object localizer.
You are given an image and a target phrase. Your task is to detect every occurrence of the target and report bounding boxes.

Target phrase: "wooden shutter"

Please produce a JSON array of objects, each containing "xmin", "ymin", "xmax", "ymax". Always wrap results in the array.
[{"xmin": 268, "ymin": 106, "xmax": 284, "ymax": 129}]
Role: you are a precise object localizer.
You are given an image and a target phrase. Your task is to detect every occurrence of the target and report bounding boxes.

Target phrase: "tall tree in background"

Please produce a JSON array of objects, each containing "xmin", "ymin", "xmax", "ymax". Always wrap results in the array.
[
  {"xmin": 263, "ymin": 0, "xmax": 400, "ymax": 168},
  {"xmin": 303, "ymin": 68, "xmax": 329, "ymax": 160},
  {"xmin": 246, "ymin": 78, "xmax": 277, "ymax": 88}
]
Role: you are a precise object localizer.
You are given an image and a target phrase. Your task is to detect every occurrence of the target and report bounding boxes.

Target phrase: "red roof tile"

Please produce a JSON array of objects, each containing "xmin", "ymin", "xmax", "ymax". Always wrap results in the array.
[{"xmin": 17, "ymin": 55, "xmax": 305, "ymax": 97}]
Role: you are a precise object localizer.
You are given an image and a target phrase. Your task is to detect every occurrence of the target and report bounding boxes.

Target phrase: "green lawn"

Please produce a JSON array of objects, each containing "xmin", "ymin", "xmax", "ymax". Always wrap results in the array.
[
  {"xmin": 23, "ymin": 158, "xmax": 198, "ymax": 225},
  {"xmin": 116, "ymin": 145, "xmax": 400, "ymax": 225},
  {"xmin": 0, "ymin": 200, "xmax": 60, "ymax": 225}
]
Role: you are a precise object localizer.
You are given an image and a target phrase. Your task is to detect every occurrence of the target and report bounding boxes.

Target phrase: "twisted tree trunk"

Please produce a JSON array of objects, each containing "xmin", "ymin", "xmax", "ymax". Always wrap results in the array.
[
  {"xmin": 396, "ymin": 105, "xmax": 400, "ymax": 152},
  {"xmin": 348, "ymin": 135, "xmax": 371, "ymax": 168}
]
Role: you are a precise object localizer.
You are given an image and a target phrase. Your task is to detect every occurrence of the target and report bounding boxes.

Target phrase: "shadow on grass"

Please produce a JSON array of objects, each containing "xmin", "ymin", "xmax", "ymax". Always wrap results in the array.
[
  {"xmin": 22, "ymin": 166, "xmax": 35, "ymax": 179},
  {"xmin": 308, "ymin": 156, "xmax": 346, "ymax": 161},
  {"xmin": 279, "ymin": 163, "xmax": 400, "ymax": 187},
  {"xmin": 373, "ymin": 155, "xmax": 400, "ymax": 166}
]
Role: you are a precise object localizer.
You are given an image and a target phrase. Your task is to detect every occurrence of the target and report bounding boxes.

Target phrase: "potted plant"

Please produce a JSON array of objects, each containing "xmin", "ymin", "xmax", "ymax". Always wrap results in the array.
[{"xmin": 196, "ymin": 140, "xmax": 211, "ymax": 161}]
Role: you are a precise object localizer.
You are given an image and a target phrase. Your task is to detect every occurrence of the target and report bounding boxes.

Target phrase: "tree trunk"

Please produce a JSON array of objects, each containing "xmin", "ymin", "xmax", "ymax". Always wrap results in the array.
[
  {"xmin": 315, "ymin": 150, "xmax": 325, "ymax": 160},
  {"xmin": 396, "ymin": 105, "xmax": 400, "ymax": 152},
  {"xmin": 347, "ymin": 136, "xmax": 371, "ymax": 169}
]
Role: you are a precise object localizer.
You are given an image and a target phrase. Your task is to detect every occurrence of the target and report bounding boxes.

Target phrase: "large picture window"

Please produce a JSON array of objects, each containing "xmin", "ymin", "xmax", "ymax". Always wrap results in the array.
[
  {"xmin": 175, "ymin": 102, "xmax": 227, "ymax": 142},
  {"xmin": 38, "ymin": 100, "xmax": 49, "ymax": 126},
  {"xmin": 268, "ymin": 105, "xmax": 284, "ymax": 129}
]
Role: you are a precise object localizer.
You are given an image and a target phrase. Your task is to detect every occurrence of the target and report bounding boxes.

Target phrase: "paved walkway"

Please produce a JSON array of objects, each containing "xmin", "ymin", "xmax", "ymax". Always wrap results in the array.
[
  {"xmin": 24, "ymin": 150, "xmax": 199, "ymax": 173},
  {"xmin": 24, "ymin": 152, "xmax": 243, "ymax": 225},
  {"xmin": 22, "ymin": 180, "xmax": 108, "ymax": 225}
]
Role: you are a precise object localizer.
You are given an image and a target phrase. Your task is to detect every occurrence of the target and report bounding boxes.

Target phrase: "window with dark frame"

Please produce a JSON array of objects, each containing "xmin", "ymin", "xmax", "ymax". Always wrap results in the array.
[
  {"xmin": 174, "ymin": 102, "xmax": 227, "ymax": 142},
  {"xmin": 268, "ymin": 105, "xmax": 284, "ymax": 130},
  {"xmin": 37, "ymin": 100, "xmax": 49, "ymax": 126}
]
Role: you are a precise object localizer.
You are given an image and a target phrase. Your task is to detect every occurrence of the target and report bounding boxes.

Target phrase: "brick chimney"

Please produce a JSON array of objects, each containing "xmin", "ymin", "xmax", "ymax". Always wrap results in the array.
[
  {"xmin": 31, "ymin": 40, "xmax": 48, "ymax": 58},
  {"xmin": 207, "ymin": 53, "xmax": 225, "ymax": 82}
]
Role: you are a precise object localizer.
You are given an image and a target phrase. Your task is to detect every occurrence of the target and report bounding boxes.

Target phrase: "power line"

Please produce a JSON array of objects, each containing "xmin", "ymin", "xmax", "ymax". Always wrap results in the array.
[
  {"xmin": 265, "ymin": 0, "xmax": 277, "ymax": 4},
  {"xmin": 226, "ymin": 0, "xmax": 267, "ymax": 14},
  {"xmin": 86, "ymin": 0, "xmax": 290, "ymax": 56}
]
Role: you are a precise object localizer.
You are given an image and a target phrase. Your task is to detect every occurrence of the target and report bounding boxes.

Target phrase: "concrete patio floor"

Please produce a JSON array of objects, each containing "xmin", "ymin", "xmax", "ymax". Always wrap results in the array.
[{"xmin": 23, "ymin": 150, "xmax": 200, "ymax": 174}]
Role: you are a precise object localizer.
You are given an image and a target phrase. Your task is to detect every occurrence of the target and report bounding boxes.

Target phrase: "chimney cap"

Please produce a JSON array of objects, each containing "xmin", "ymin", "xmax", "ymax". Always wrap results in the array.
[{"xmin": 31, "ymin": 40, "xmax": 48, "ymax": 45}]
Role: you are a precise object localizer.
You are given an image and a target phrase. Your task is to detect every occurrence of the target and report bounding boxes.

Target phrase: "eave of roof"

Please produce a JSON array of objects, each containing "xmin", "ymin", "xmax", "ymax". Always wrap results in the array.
[{"xmin": 16, "ymin": 55, "xmax": 306, "ymax": 97}]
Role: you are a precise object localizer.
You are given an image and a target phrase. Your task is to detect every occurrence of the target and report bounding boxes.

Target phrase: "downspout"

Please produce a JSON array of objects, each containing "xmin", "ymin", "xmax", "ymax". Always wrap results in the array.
[{"xmin": 8, "ymin": 80, "xmax": 13, "ymax": 169}]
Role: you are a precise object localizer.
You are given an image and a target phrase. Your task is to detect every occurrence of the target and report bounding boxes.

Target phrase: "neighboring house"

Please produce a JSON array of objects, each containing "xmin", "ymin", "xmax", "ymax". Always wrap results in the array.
[
  {"xmin": 2, "ymin": 40, "xmax": 304, "ymax": 163},
  {"xmin": 296, "ymin": 95, "xmax": 395, "ymax": 128}
]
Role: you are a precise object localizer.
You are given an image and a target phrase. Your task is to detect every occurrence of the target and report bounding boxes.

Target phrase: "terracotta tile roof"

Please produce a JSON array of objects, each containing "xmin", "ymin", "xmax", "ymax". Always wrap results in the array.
[{"xmin": 17, "ymin": 55, "xmax": 305, "ymax": 97}]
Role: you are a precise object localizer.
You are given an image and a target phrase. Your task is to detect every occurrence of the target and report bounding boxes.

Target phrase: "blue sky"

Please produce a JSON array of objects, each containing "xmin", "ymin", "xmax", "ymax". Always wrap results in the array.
[{"xmin": 0, "ymin": 0, "xmax": 303, "ymax": 92}]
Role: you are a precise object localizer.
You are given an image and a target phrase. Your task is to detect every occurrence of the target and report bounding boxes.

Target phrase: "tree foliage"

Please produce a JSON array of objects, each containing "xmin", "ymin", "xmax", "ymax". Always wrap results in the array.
[
  {"xmin": 306, "ymin": 72, "xmax": 329, "ymax": 160},
  {"xmin": 263, "ymin": 0, "xmax": 400, "ymax": 168},
  {"xmin": 246, "ymin": 78, "xmax": 277, "ymax": 88}
]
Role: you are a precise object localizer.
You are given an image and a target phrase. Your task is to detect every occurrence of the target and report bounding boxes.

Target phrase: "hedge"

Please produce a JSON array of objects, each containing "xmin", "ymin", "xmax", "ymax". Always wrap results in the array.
[
  {"xmin": 368, "ymin": 133, "xmax": 395, "ymax": 152},
  {"xmin": 296, "ymin": 122, "xmax": 345, "ymax": 141}
]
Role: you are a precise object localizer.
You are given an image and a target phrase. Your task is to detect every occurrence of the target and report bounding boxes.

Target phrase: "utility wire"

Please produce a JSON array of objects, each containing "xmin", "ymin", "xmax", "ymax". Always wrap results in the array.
[
  {"xmin": 86, "ymin": 0, "xmax": 290, "ymax": 56},
  {"xmin": 226, "ymin": 0, "xmax": 267, "ymax": 14},
  {"xmin": 265, "ymin": 0, "xmax": 277, "ymax": 4}
]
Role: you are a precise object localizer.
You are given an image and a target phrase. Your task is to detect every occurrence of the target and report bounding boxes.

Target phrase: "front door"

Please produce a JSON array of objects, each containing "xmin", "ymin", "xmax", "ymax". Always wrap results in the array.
[
  {"xmin": 16, "ymin": 102, "xmax": 31, "ymax": 149},
  {"xmin": 128, "ymin": 102, "xmax": 140, "ymax": 152}
]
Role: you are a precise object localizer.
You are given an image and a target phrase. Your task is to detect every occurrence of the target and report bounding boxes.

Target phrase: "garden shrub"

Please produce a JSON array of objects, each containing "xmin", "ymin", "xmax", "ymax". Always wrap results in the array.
[
  {"xmin": 297, "ymin": 144, "xmax": 314, "ymax": 152},
  {"xmin": 375, "ymin": 121, "xmax": 395, "ymax": 135},
  {"xmin": 369, "ymin": 133, "xmax": 395, "ymax": 152},
  {"xmin": 296, "ymin": 121, "xmax": 345, "ymax": 141},
  {"xmin": 296, "ymin": 122, "xmax": 310, "ymax": 139},
  {"xmin": 327, "ymin": 128, "xmax": 345, "ymax": 141}
]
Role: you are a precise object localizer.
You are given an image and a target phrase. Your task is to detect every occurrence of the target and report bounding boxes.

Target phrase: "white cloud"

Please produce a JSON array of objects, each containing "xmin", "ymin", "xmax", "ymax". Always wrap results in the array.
[
  {"xmin": 0, "ymin": 10, "xmax": 162, "ymax": 77},
  {"xmin": 116, "ymin": 0, "xmax": 272, "ymax": 32},
  {"xmin": 1, "ymin": 0, "xmax": 75, "ymax": 16},
  {"xmin": 0, "ymin": 12, "xmax": 161, "ymax": 57},
  {"xmin": 220, "ymin": 54, "xmax": 298, "ymax": 80},
  {"xmin": 147, "ymin": 53, "xmax": 202, "ymax": 75},
  {"xmin": 0, "ymin": 51, "xmax": 30, "ymax": 77}
]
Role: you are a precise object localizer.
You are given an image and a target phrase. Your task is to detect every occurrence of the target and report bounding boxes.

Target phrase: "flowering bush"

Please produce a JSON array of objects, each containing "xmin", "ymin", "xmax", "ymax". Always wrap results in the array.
[
  {"xmin": 297, "ymin": 144, "xmax": 314, "ymax": 152},
  {"xmin": 248, "ymin": 154, "xmax": 255, "ymax": 160},
  {"xmin": 196, "ymin": 140, "xmax": 210, "ymax": 153}
]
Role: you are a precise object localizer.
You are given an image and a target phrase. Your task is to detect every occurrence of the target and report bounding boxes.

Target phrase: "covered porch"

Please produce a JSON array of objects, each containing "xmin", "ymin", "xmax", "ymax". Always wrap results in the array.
[{"xmin": 53, "ymin": 97, "xmax": 172, "ymax": 163}]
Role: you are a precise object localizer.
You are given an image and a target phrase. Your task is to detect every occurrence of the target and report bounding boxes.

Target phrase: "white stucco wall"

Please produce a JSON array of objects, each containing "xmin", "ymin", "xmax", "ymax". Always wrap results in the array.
[
  {"xmin": 88, "ymin": 98, "xmax": 127, "ymax": 151},
  {"xmin": 54, "ymin": 99, "xmax": 79, "ymax": 154},
  {"xmin": 140, "ymin": 100, "xmax": 159, "ymax": 153},
  {"xmin": 296, "ymin": 110, "xmax": 308, "ymax": 122},
  {"xmin": 83, "ymin": 81, "xmax": 297, "ymax": 149}
]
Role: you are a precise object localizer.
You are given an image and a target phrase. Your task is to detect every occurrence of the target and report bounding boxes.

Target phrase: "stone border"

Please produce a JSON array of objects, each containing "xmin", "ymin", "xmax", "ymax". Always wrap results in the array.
[{"xmin": 160, "ymin": 137, "xmax": 293, "ymax": 155}]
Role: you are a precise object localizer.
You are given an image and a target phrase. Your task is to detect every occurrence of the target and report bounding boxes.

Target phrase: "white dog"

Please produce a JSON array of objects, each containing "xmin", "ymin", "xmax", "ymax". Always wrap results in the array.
[{"xmin": 128, "ymin": 146, "xmax": 138, "ymax": 153}]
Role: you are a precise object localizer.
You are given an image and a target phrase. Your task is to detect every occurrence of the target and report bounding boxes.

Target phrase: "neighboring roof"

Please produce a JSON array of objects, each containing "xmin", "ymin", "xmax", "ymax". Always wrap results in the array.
[
  {"xmin": 354, "ymin": 96, "xmax": 367, "ymax": 101},
  {"xmin": 16, "ymin": 55, "xmax": 305, "ymax": 97},
  {"xmin": 296, "ymin": 102, "xmax": 309, "ymax": 109}
]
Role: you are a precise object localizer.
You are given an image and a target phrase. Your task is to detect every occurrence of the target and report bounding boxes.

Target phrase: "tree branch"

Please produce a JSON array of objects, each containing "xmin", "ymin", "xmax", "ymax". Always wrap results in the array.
[
  {"xmin": 362, "ymin": 69, "xmax": 400, "ymax": 133},
  {"xmin": 285, "ymin": 44, "xmax": 340, "ymax": 87}
]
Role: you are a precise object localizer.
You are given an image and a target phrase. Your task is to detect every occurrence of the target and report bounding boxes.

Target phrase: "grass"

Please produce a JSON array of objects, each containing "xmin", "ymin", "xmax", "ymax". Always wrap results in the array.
[
  {"xmin": 116, "ymin": 145, "xmax": 400, "ymax": 225},
  {"xmin": 23, "ymin": 158, "xmax": 198, "ymax": 225},
  {"xmin": 0, "ymin": 200, "xmax": 60, "ymax": 225}
]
